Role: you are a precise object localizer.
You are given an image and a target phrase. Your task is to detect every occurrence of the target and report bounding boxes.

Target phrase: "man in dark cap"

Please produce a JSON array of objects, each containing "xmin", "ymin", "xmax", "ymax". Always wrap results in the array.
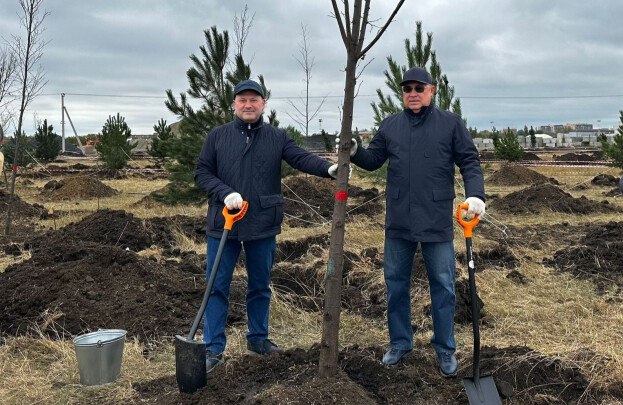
[
  {"xmin": 340, "ymin": 66, "xmax": 485, "ymax": 377},
  {"xmin": 195, "ymin": 79, "xmax": 342, "ymax": 372}
]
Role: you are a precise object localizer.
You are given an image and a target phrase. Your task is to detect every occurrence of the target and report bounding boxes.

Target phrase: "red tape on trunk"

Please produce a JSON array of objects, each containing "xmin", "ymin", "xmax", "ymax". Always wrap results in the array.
[
  {"xmin": 12, "ymin": 165, "xmax": 17, "ymax": 172},
  {"xmin": 335, "ymin": 190, "xmax": 348, "ymax": 201}
]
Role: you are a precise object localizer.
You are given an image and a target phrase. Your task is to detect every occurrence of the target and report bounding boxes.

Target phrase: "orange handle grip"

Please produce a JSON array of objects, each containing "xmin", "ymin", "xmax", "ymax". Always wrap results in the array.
[
  {"xmin": 456, "ymin": 203, "xmax": 479, "ymax": 238},
  {"xmin": 222, "ymin": 200, "xmax": 249, "ymax": 230}
]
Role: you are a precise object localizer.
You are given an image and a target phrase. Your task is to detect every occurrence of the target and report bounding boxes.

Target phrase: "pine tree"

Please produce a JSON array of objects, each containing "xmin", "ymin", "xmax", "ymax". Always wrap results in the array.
[
  {"xmin": 95, "ymin": 113, "xmax": 137, "ymax": 171},
  {"xmin": 33, "ymin": 119, "xmax": 61, "ymax": 162},
  {"xmin": 529, "ymin": 126, "xmax": 537, "ymax": 148},
  {"xmin": 598, "ymin": 110, "xmax": 623, "ymax": 170},
  {"xmin": 1, "ymin": 130, "xmax": 34, "ymax": 168},
  {"xmin": 321, "ymin": 129, "xmax": 333, "ymax": 152},
  {"xmin": 148, "ymin": 118, "xmax": 174, "ymax": 165},
  {"xmin": 162, "ymin": 25, "xmax": 275, "ymax": 202},
  {"xmin": 371, "ymin": 21, "xmax": 462, "ymax": 126},
  {"xmin": 494, "ymin": 127, "xmax": 524, "ymax": 161}
]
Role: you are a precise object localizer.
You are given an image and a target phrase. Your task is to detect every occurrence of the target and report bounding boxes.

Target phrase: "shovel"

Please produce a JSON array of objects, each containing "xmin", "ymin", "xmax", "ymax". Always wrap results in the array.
[
  {"xmin": 175, "ymin": 201, "xmax": 248, "ymax": 394},
  {"xmin": 456, "ymin": 203, "xmax": 502, "ymax": 405}
]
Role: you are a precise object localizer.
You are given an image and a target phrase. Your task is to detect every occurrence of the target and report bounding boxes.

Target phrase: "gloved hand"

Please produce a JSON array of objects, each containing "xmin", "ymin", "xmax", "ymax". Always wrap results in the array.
[
  {"xmin": 224, "ymin": 192, "xmax": 243, "ymax": 210},
  {"xmin": 328, "ymin": 163, "xmax": 352, "ymax": 179},
  {"xmin": 463, "ymin": 197, "xmax": 486, "ymax": 216},
  {"xmin": 334, "ymin": 137, "xmax": 358, "ymax": 157}
]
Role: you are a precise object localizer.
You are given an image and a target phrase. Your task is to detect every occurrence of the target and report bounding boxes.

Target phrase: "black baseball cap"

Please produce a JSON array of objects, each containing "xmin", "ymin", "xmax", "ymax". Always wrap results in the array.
[
  {"xmin": 234, "ymin": 79, "xmax": 265, "ymax": 98},
  {"xmin": 400, "ymin": 67, "xmax": 433, "ymax": 86}
]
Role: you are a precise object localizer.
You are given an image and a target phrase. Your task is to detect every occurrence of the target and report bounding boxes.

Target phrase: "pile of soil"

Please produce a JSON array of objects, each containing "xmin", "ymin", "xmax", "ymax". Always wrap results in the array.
[
  {"xmin": 0, "ymin": 189, "xmax": 47, "ymax": 219},
  {"xmin": 592, "ymin": 173, "xmax": 620, "ymax": 187},
  {"xmin": 456, "ymin": 243, "xmax": 519, "ymax": 269},
  {"xmin": 522, "ymin": 152, "xmax": 541, "ymax": 160},
  {"xmin": 554, "ymin": 152, "xmax": 597, "ymax": 161},
  {"xmin": 486, "ymin": 165, "xmax": 557, "ymax": 186},
  {"xmin": 41, "ymin": 175, "xmax": 117, "ymax": 200},
  {"xmin": 28, "ymin": 209, "xmax": 154, "ymax": 252},
  {"xmin": 490, "ymin": 184, "xmax": 619, "ymax": 214},
  {"xmin": 546, "ymin": 221, "xmax": 623, "ymax": 295},
  {"xmin": 132, "ymin": 344, "xmax": 603, "ymax": 404},
  {"xmin": 282, "ymin": 176, "xmax": 383, "ymax": 227},
  {"xmin": 0, "ymin": 242, "xmax": 203, "ymax": 341}
]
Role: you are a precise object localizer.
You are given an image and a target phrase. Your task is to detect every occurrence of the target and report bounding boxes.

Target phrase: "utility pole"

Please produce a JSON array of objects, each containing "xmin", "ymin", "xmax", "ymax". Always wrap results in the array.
[{"xmin": 61, "ymin": 92, "xmax": 65, "ymax": 152}]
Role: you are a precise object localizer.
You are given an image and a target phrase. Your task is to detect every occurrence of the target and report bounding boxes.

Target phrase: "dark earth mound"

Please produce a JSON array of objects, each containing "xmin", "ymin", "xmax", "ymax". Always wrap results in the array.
[
  {"xmin": 282, "ymin": 176, "xmax": 383, "ymax": 227},
  {"xmin": 486, "ymin": 165, "xmax": 558, "ymax": 186},
  {"xmin": 554, "ymin": 152, "xmax": 597, "ymax": 162},
  {"xmin": 591, "ymin": 173, "xmax": 620, "ymax": 187},
  {"xmin": 522, "ymin": 152, "xmax": 541, "ymax": 160},
  {"xmin": 41, "ymin": 175, "xmax": 117, "ymax": 200},
  {"xmin": 490, "ymin": 184, "xmax": 619, "ymax": 214},
  {"xmin": 130, "ymin": 344, "xmax": 606, "ymax": 404},
  {"xmin": 28, "ymin": 209, "xmax": 154, "ymax": 252},
  {"xmin": 545, "ymin": 221, "xmax": 623, "ymax": 295},
  {"xmin": 0, "ymin": 189, "xmax": 47, "ymax": 219},
  {"xmin": 0, "ymin": 242, "xmax": 203, "ymax": 341},
  {"xmin": 456, "ymin": 243, "xmax": 519, "ymax": 270}
]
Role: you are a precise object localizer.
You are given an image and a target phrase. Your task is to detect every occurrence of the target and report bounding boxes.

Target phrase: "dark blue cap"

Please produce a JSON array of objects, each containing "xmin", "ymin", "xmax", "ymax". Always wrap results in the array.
[
  {"xmin": 400, "ymin": 67, "xmax": 433, "ymax": 86},
  {"xmin": 234, "ymin": 80, "xmax": 265, "ymax": 98}
]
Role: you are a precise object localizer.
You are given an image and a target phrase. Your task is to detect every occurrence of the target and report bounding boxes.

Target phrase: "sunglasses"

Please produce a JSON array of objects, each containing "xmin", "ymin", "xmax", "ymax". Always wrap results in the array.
[{"xmin": 402, "ymin": 84, "xmax": 428, "ymax": 94}]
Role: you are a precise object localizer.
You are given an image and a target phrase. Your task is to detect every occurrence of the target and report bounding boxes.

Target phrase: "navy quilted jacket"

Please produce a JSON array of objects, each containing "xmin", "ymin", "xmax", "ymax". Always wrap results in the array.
[
  {"xmin": 195, "ymin": 116, "xmax": 332, "ymax": 241},
  {"xmin": 351, "ymin": 105, "xmax": 485, "ymax": 242}
]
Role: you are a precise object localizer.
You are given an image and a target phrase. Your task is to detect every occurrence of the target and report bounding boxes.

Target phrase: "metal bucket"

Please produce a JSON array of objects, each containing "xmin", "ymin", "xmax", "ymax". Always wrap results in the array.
[{"xmin": 73, "ymin": 329, "xmax": 127, "ymax": 386}]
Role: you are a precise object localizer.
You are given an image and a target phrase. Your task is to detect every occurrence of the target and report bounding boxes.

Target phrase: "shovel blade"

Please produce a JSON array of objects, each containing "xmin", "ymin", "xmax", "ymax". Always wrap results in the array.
[
  {"xmin": 463, "ymin": 375, "xmax": 502, "ymax": 405},
  {"xmin": 175, "ymin": 335, "xmax": 207, "ymax": 394}
]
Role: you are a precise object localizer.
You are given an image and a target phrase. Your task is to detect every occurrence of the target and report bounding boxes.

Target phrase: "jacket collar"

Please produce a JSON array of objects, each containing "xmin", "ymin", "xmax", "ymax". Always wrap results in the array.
[
  {"xmin": 404, "ymin": 103, "xmax": 433, "ymax": 118},
  {"xmin": 234, "ymin": 115, "xmax": 264, "ymax": 130}
]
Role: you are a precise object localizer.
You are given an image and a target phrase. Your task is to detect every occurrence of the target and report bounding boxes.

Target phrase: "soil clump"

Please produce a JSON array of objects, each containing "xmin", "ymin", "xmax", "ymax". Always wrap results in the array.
[
  {"xmin": 490, "ymin": 183, "xmax": 620, "ymax": 214},
  {"xmin": 591, "ymin": 173, "xmax": 620, "ymax": 187},
  {"xmin": 486, "ymin": 165, "xmax": 558, "ymax": 186},
  {"xmin": 546, "ymin": 221, "xmax": 623, "ymax": 295},
  {"xmin": 41, "ymin": 175, "xmax": 117, "ymax": 200},
  {"xmin": 131, "ymin": 344, "xmax": 600, "ymax": 404}
]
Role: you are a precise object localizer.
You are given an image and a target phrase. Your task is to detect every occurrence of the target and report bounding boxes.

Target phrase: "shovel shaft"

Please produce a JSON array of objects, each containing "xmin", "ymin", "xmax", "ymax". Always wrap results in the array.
[
  {"xmin": 187, "ymin": 229, "xmax": 230, "ymax": 340},
  {"xmin": 465, "ymin": 236, "xmax": 481, "ymax": 383}
]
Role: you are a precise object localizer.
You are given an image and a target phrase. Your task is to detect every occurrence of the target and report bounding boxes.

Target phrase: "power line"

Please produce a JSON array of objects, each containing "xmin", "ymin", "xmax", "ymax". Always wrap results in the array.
[{"xmin": 38, "ymin": 92, "xmax": 623, "ymax": 100}]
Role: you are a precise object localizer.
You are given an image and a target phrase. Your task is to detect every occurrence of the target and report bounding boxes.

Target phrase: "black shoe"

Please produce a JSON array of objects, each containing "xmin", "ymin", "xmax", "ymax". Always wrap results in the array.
[
  {"xmin": 206, "ymin": 351, "xmax": 224, "ymax": 373},
  {"xmin": 246, "ymin": 339, "xmax": 284, "ymax": 356},
  {"xmin": 382, "ymin": 348, "xmax": 413, "ymax": 365}
]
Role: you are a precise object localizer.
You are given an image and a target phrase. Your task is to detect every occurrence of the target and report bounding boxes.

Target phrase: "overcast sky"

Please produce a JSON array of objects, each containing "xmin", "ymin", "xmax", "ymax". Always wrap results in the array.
[{"xmin": 1, "ymin": 0, "xmax": 622, "ymax": 137}]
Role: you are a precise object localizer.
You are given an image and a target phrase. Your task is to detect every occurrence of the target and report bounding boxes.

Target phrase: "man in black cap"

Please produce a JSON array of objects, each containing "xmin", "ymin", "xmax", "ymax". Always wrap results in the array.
[
  {"xmin": 195, "ymin": 79, "xmax": 342, "ymax": 372},
  {"xmin": 341, "ymin": 67, "xmax": 485, "ymax": 377}
]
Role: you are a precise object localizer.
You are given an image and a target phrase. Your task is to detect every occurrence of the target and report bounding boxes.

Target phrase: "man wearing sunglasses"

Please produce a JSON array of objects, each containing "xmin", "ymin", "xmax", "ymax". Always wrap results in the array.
[{"xmin": 344, "ymin": 66, "xmax": 485, "ymax": 377}]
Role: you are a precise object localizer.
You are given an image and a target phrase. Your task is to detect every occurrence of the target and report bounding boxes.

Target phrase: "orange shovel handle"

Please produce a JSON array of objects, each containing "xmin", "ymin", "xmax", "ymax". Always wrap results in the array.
[
  {"xmin": 456, "ymin": 203, "xmax": 479, "ymax": 238},
  {"xmin": 222, "ymin": 200, "xmax": 249, "ymax": 230}
]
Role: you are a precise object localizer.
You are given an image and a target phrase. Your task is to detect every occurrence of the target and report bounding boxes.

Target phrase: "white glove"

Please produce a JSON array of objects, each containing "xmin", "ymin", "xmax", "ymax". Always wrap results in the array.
[
  {"xmin": 224, "ymin": 192, "xmax": 243, "ymax": 210},
  {"xmin": 334, "ymin": 137, "xmax": 358, "ymax": 157},
  {"xmin": 464, "ymin": 197, "xmax": 486, "ymax": 216},
  {"xmin": 328, "ymin": 163, "xmax": 352, "ymax": 179}
]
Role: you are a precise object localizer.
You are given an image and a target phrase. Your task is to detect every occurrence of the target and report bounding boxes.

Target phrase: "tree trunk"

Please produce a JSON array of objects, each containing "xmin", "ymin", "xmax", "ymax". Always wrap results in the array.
[{"xmin": 318, "ymin": 48, "xmax": 358, "ymax": 377}]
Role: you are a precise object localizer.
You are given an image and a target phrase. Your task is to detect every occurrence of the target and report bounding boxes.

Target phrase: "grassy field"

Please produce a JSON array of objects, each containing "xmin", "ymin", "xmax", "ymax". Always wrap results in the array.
[{"xmin": 0, "ymin": 161, "xmax": 622, "ymax": 404}]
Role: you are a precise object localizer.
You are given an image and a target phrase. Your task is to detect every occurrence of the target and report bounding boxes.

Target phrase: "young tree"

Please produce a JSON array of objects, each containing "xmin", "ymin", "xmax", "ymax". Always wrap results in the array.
[
  {"xmin": 1, "ymin": 130, "xmax": 34, "ymax": 168},
  {"xmin": 494, "ymin": 127, "xmax": 524, "ymax": 161},
  {"xmin": 371, "ymin": 21, "xmax": 462, "ymax": 126},
  {"xmin": 529, "ymin": 126, "xmax": 537, "ymax": 148},
  {"xmin": 148, "ymin": 118, "xmax": 173, "ymax": 166},
  {"xmin": 321, "ymin": 129, "xmax": 333, "ymax": 152},
  {"xmin": 0, "ymin": 46, "xmax": 17, "ymax": 130},
  {"xmin": 598, "ymin": 110, "xmax": 623, "ymax": 170},
  {"xmin": 4, "ymin": 0, "xmax": 49, "ymax": 236},
  {"xmin": 33, "ymin": 118, "xmax": 60, "ymax": 161},
  {"xmin": 95, "ymin": 113, "xmax": 137, "ymax": 171},
  {"xmin": 286, "ymin": 24, "xmax": 327, "ymax": 136},
  {"xmin": 322, "ymin": 0, "xmax": 406, "ymax": 377}
]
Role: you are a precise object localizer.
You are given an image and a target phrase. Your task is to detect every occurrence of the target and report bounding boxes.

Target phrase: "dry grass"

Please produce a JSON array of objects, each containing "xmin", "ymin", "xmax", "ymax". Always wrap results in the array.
[{"xmin": 1, "ymin": 162, "xmax": 622, "ymax": 403}]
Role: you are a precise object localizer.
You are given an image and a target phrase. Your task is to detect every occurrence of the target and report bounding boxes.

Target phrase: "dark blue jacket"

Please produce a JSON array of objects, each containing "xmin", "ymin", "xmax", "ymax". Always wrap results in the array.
[
  {"xmin": 195, "ymin": 116, "xmax": 332, "ymax": 241},
  {"xmin": 351, "ymin": 105, "xmax": 485, "ymax": 242}
]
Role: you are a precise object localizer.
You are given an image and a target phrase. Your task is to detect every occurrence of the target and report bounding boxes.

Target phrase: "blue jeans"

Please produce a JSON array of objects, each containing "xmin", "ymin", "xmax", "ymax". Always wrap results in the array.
[
  {"xmin": 384, "ymin": 237, "xmax": 456, "ymax": 354},
  {"xmin": 203, "ymin": 236, "xmax": 276, "ymax": 354}
]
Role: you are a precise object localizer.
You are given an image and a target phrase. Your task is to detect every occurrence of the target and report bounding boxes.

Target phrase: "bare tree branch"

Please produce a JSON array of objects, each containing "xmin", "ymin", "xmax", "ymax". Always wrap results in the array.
[
  {"xmin": 358, "ymin": 0, "xmax": 405, "ymax": 59},
  {"xmin": 330, "ymin": 0, "xmax": 348, "ymax": 46},
  {"xmin": 233, "ymin": 4, "xmax": 255, "ymax": 57}
]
